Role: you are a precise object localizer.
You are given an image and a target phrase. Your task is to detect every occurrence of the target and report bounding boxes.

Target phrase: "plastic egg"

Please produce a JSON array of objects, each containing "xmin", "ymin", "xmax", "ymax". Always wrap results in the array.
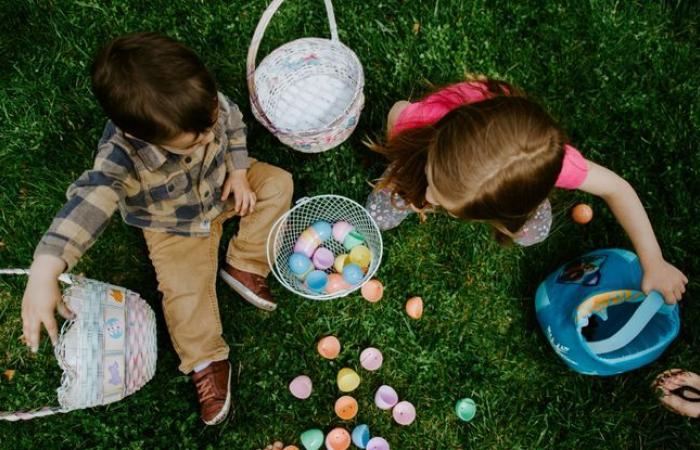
[
  {"xmin": 366, "ymin": 437, "xmax": 390, "ymax": 450},
  {"xmin": 360, "ymin": 347, "xmax": 383, "ymax": 371},
  {"xmin": 283, "ymin": 447, "xmax": 300, "ymax": 450},
  {"xmin": 306, "ymin": 270, "xmax": 328, "ymax": 293},
  {"xmin": 289, "ymin": 375, "xmax": 313, "ymax": 400},
  {"xmin": 326, "ymin": 273, "xmax": 351, "ymax": 294},
  {"xmin": 374, "ymin": 385, "xmax": 398, "ymax": 410},
  {"xmin": 334, "ymin": 254, "xmax": 349, "ymax": 273},
  {"xmin": 311, "ymin": 220, "xmax": 332, "ymax": 241},
  {"xmin": 317, "ymin": 336, "xmax": 341, "ymax": 359},
  {"xmin": 572, "ymin": 203, "xmax": 593, "ymax": 224},
  {"xmin": 342, "ymin": 263, "xmax": 364, "ymax": 286},
  {"xmin": 324, "ymin": 428, "xmax": 351, "ymax": 450},
  {"xmin": 361, "ymin": 279, "xmax": 383, "ymax": 303},
  {"xmin": 343, "ymin": 230, "xmax": 365, "ymax": 251},
  {"xmin": 294, "ymin": 227, "xmax": 322, "ymax": 257},
  {"xmin": 392, "ymin": 401, "xmax": 416, "ymax": 425},
  {"xmin": 332, "ymin": 221, "xmax": 355, "ymax": 243},
  {"xmin": 289, "ymin": 253, "xmax": 314, "ymax": 280},
  {"xmin": 335, "ymin": 395, "xmax": 359, "ymax": 420},
  {"xmin": 405, "ymin": 296, "xmax": 424, "ymax": 319},
  {"xmin": 300, "ymin": 428, "xmax": 324, "ymax": 450},
  {"xmin": 312, "ymin": 247, "xmax": 335, "ymax": 270},
  {"xmin": 455, "ymin": 398, "xmax": 477, "ymax": 422},
  {"xmin": 337, "ymin": 368, "xmax": 361, "ymax": 392},
  {"xmin": 349, "ymin": 245, "xmax": 372, "ymax": 270},
  {"xmin": 351, "ymin": 424, "xmax": 370, "ymax": 449}
]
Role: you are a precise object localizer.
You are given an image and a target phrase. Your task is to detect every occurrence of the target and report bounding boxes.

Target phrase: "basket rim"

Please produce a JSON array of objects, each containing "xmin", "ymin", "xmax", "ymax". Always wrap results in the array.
[
  {"xmin": 266, "ymin": 194, "xmax": 383, "ymax": 300},
  {"xmin": 252, "ymin": 37, "xmax": 365, "ymax": 138}
]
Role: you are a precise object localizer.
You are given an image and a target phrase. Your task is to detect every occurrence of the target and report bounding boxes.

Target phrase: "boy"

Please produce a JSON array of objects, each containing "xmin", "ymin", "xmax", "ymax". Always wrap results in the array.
[{"xmin": 20, "ymin": 32, "xmax": 293, "ymax": 425}]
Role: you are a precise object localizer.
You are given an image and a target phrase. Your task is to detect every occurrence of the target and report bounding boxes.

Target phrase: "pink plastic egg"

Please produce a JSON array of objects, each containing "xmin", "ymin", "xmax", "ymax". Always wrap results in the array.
[
  {"xmin": 360, "ymin": 347, "xmax": 383, "ymax": 371},
  {"xmin": 326, "ymin": 273, "xmax": 351, "ymax": 294},
  {"xmin": 294, "ymin": 228, "xmax": 322, "ymax": 258},
  {"xmin": 374, "ymin": 385, "xmax": 399, "ymax": 410},
  {"xmin": 332, "ymin": 221, "xmax": 355, "ymax": 243},
  {"xmin": 405, "ymin": 296, "xmax": 424, "ymax": 319},
  {"xmin": 361, "ymin": 279, "xmax": 384, "ymax": 303},
  {"xmin": 289, "ymin": 375, "xmax": 313, "ymax": 400},
  {"xmin": 317, "ymin": 336, "xmax": 341, "ymax": 359},
  {"xmin": 392, "ymin": 401, "xmax": 416, "ymax": 425},
  {"xmin": 312, "ymin": 247, "xmax": 335, "ymax": 270},
  {"xmin": 325, "ymin": 428, "xmax": 351, "ymax": 450}
]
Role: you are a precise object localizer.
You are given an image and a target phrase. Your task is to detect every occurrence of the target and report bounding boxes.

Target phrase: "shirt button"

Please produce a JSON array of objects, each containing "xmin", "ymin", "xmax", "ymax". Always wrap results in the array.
[
  {"xmin": 204, "ymin": 191, "xmax": 210, "ymax": 198},
  {"xmin": 185, "ymin": 156, "xmax": 192, "ymax": 164},
  {"xmin": 208, "ymin": 204, "xmax": 213, "ymax": 211}
]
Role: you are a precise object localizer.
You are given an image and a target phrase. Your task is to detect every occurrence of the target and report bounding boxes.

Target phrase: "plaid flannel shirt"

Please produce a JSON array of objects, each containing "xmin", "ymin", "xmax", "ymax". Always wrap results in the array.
[{"xmin": 35, "ymin": 92, "xmax": 250, "ymax": 270}]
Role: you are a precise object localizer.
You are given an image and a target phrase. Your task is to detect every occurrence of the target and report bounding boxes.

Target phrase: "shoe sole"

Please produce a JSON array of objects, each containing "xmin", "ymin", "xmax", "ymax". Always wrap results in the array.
[
  {"xmin": 203, "ymin": 362, "xmax": 232, "ymax": 426},
  {"xmin": 219, "ymin": 269, "xmax": 277, "ymax": 311}
]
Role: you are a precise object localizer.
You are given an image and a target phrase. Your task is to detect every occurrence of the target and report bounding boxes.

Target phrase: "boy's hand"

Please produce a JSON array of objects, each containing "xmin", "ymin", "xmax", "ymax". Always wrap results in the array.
[
  {"xmin": 221, "ymin": 168, "xmax": 256, "ymax": 216},
  {"xmin": 21, "ymin": 255, "xmax": 74, "ymax": 352},
  {"xmin": 641, "ymin": 257, "xmax": 688, "ymax": 304}
]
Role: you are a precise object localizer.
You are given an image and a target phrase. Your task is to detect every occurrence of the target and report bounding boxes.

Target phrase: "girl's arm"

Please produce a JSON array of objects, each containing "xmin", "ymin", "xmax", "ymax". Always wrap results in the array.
[{"xmin": 578, "ymin": 161, "xmax": 688, "ymax": 303}]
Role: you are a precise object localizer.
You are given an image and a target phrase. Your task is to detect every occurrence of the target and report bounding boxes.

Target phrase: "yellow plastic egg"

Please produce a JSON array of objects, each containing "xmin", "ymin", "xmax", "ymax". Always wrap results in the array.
[
  {"xmin": 337, "ymin": 368, "xmax": 361, "ymax": 392},
  {"xmin": 334, "ymin": 254, "xmax": 349, "ymax": 273},
  {"xmin": 406, "ymin": 296, "xmax": 424, "ymax": 319},
  {"xmin": 317, "ymin": 335, "xmax": 341, "ymax": 359},
  {"xmin": 361, "ymin": 279, "xmax": 384, "ymax": 303},
  {"xmin": 334, "ymin": 395, "xmax": 359, "ymax": 420},
  {"xmin": 349, "ymin": 245, "xmax": 371, "ymax": 270}
]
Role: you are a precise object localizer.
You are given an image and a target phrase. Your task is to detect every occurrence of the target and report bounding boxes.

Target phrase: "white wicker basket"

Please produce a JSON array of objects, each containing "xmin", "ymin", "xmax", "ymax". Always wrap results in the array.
[
  {"xmin": 0, "ymin": 270, "xmax": 157, "ymax": 421},
  {"xmin": 247, "ymin": 0, "xmax": 365, "ymax": 153},
  {"xmin": 267, "ymin": 195, "xmax": 383, "ymax": 300}
]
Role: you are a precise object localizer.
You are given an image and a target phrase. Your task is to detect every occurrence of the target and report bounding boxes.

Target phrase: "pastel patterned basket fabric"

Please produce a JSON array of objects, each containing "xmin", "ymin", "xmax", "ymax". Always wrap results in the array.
[
  {"xmin": 267, "ymin": 195, "xmax": 383, "ymax": 300},
  {"xmin": 247, "ymin": 0, "xmax": 364, "ymax": 153}
]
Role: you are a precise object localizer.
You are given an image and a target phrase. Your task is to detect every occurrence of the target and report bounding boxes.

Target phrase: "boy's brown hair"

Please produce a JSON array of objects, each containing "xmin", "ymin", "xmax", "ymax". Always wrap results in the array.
[
  {"xmin": 91, "ymin": 32, "xmax": 218, "ymax": 144},
  {"xmin": 369, "ymin": 79, "xmax": 566, "ymax": 242}
]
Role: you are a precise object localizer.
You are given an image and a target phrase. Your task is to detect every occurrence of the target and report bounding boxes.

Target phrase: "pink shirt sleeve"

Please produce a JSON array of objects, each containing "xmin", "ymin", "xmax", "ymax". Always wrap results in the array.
[
  {"xmin": 555, "ymin": 144, "xmax": 588, "ymax": 189},
  {"xmin": 392, "ymin": 82, "xmax": 494, "ymax": 136}
]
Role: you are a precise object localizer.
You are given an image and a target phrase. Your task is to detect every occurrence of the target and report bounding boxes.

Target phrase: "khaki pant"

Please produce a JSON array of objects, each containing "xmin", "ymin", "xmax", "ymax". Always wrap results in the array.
[{"xmin": 144, "ymin": 161, "xmax": 293, "ymax": 373}]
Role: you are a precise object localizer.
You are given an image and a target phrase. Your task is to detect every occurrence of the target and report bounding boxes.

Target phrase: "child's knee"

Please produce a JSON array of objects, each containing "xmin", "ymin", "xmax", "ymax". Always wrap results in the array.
[{"xmin": 255, "ymin": 165, "xmax": 293, "ymax": 201}]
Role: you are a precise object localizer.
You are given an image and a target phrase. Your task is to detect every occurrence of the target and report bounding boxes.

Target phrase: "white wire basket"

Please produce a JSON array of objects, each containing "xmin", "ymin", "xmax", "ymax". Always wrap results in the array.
[
  {"xmin": 247, "ymin": 0, "xmax": 365, "ymax": 153},
  {"xmin": 267, "ymin": 195, "xmax": 383, "ymax": 300},
  {"xmin": 0, "ymin": 270, "xmax": 157, "ymax": 421}
]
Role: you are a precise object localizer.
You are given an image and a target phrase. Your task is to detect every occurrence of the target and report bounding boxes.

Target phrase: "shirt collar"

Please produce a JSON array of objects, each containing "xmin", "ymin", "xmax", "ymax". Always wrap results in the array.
[{"xmin": 124, "ymin": 134, "xmax": 169, "ymax": 171}]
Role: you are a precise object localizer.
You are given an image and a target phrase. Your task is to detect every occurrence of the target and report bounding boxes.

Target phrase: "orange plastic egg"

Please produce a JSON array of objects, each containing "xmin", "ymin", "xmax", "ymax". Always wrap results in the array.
[
  {"xmin": 406, "ymin": 296, "xmax": 424, "ymax": 319},
  {"xmin": 282, "ymin": 447, "xmax": 300, "ymax": 450},
  {"xmin": 325, "ymin": 428, "xmax": 351, "ymax": 450},
  {"xmin": 334, "ymin": 395, "xmax": 359, "ymax": 420},
  {"xmin": 361, "ymin": 279, "xmax": 384, "ymax": 303},
  {"xmin": 317, "ymin": 335, "xmax": 341, "ymax": 359},
  {"xmin": 326, "ymin": 273, "xmax": 351, "ymax": 294},
  {"xmin": 572, "ymin": 203, "xmax": 593, "ymax": 224}
]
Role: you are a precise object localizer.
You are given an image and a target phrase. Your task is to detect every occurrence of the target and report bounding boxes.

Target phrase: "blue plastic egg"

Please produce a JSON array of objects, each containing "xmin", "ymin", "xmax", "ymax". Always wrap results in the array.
[
  {"xmin": 351, "ymin": 424, "xmax": 370, "ymax": 449},
  {"xmin": 289, "ymin": 253, "xmax": 313, "ymax": 280},
  {"xmin": 307, "ymin": 270, "xmax": 329, "ymax": 292},
  {"xmin": 342, "ymin": 263, "xmax": 365, "ymax": 285},
  {"xmin": 311, "ymin": 221, "xmax": 332, "ymax": 242}
]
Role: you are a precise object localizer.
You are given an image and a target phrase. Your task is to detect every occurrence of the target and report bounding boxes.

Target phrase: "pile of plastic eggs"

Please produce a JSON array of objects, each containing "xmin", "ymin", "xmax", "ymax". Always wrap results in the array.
[{"xmin": 288, "ymin": 220, "xmax": 373, "ymax": 294}]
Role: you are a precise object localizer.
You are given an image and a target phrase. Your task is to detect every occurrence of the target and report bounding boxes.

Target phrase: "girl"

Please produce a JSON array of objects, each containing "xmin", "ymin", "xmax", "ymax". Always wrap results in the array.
[{"xmin": 366, "ymin": 78, "xmax": 687, "ymax": 304}]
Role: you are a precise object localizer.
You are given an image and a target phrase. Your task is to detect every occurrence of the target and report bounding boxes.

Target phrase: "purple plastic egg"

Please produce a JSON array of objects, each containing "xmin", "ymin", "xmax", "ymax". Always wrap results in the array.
[
  {"xmin": 374, "ymin": 385, "xmax": 398, "ymax": 410},
  {"xmin": 366, "ymin": 437, "xmax": 390, "ymax": 450},
  {"xmin": 360, "ymin": 347, "xmax": 383, "ymax": 371},
  {"xmin": 312, "ymin": 247, "xmax": 335, "ymax": 270},
  {"xmin": 289, "ymin": 375, "xmax": 313, "ymax": 400}
]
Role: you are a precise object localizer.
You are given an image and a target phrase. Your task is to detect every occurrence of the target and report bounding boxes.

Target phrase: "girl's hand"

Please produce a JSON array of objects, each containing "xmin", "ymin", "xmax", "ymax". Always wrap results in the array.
[
  {"xmin": 21, "ymin": 255, "xmax": 74, "ymax": 352},
  {"xmin": 221, "ymin": 169, "xmax": 256, "ymax": 216},
  {"xmin": 641, "ymin": 257, "xmax": 688, "ymax": 304}
]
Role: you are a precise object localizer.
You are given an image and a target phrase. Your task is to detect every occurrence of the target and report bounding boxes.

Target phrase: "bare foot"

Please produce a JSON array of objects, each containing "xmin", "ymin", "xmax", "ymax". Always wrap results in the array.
[{"xmin": 653, "ymin": 369, "xmax": 700, "ymax": 418}]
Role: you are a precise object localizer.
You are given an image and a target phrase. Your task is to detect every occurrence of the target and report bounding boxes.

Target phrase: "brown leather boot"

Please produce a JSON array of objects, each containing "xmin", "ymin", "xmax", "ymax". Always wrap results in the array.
[
  {"xmin": 219, "ymin": 264, "xmax": 277, "ymax": 311},
  {"xmin": 191, "ymin": 360, "xmax": 232, "ymax": 425}
]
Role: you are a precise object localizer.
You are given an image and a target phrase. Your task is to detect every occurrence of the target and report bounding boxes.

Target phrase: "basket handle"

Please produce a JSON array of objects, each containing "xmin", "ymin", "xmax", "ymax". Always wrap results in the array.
[
  {"xmin": 0, "ymin": 269, "xmax": 73, "ymax": 421},
  {"xmin": 246, "ymin": 0, "xmax": 340, "ymax": 130}
]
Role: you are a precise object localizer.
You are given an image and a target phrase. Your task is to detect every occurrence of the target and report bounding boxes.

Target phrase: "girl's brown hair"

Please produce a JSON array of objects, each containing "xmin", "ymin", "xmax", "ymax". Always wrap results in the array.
[{"xmin": 369, "ymin": 79, "xmax": 566, "ymax": 241}]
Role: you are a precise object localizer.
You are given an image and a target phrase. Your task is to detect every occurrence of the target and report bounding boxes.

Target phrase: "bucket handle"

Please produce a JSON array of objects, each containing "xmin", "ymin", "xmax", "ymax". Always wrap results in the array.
[
  {"xmin": 0, "ymin": 269, "xmax": 73, "ymax": 420},
  {"xmin": 246, "ymin": 0, "xmax": 340, "ymax": 131},
  {"xmin": 587, "ymin": 291, "xmax": 669, "ymax": 355}
]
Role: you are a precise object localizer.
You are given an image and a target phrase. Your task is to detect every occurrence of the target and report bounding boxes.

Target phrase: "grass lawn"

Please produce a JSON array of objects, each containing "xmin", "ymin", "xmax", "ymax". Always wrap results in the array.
[{"xmin": 1, "ymin": 0, "xmax": 699, "ymax": 448}]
